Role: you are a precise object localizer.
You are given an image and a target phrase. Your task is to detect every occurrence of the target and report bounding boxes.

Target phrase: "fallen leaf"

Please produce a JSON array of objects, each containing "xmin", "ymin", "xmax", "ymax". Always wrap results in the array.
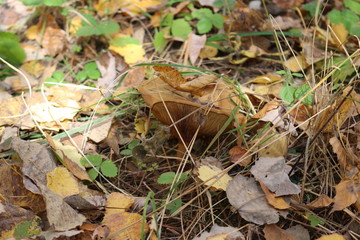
[
  {"xmin": 259, "ymin": 181, "xmax": 291, "ymax": 210},
  {"xmin": 247, "ymin": 73, "xmax": 282, "ymax": 84},
  {"xmin": 109, "ymin": 35, "xmax": 145, "ymax": 64},
  {"xmin": 94, "ymin": 0, "xmax": 161, "ymax": 16},
  {"xmin": 273, "ymin": 0, "xmax": 303, "ymax": 9},
  {"xmin": 271, "ymin": 16, "xmax": 301, "ymax": 30},
  {"xmin": 198, "ymin": 165, "xmax": 232, "ymax": 191},
  {"xmin": 0, "ymin": 164, "xmax": 45, "ymax": 213},
  {"xmin": 332, "ymin": 177, "xmax": 359, "ymax": 212},
  {"xmin": 188, "ymin": 33, "xmax": 207, "ymax": 65},
  {"xmin": 316, "ymin": 233, "xmax": 346, "ymax": 240},
  {"xmin": 307, "ymin": 195, "xmax": 334, "ymax": 209},
  {"xmin": 329, "ymin": 136, "xmax": 347, "ymax": 170},
  {"xmin": 193, "ymin": 224, "xmax": 244, "ymax": 240},
  {"xmin": 102, "ymin": 212, "xmax": 149, "ymax": 240},
  {"xmin": 256, "ymin": 130, "xmax": 289, "ymax": 158},
  {"xmin": 331, "ymin": 23, "xmax": 348, "ymax": 47},
  {"xmin": 199, "ymin": 45, "xmax": 218, "ymax": 59},
  {"xmin": 285, "ymin": 55, "xmax": 309, "ymax": 72},
  {"xmin": 285, "ymin": 224, "xmax": 310, "ymax": 240},
  {"xmin": 11, "ymin": 137, "xmax": 85, "ymax": 231},
  {"xmin": 229, "ymin": 146, "xmax": 252, "ymax": 166},
  {"xmin": 96, "ymin": 52, "xmax": 117, "ymax": 92},
  {"xmin": 106, "ymin": 192, "xmax": 134, "ymax": 215},
  {"xmin": 302, "ymin": 40, "xmax": 325, "ymax": 65},
  {"xmin": 264, "ymin": 224, "xmax": 297, "ymax": 240},
  {"xmin": 251, "ymin": 157, "xmax": 300, "ymax": 196},
  {"xmin": 226, "ymin": 174, "xmax": 283, "ymax": 225},
  {"xmin": 120, "ymin": 66, "xmax": 146, "ymax": 88},
  {"xmin": 46, "ymin": 167, "xmax": 81, "ymax": 198},
  {"xmin": 30, "ymin": 102, "xmax": 79, "ymax": 123}
]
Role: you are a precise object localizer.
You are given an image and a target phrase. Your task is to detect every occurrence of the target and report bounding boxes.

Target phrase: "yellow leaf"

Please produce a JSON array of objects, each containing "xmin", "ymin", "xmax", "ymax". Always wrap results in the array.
[
  {"xmin": 199, "ymin": 45, "xmax": 218, "ymax": 59},
  {"xmin": 247, "ymin": 73, "xmax": 283, "ymax": 84},
  {"xmin": 69, "ymin": 16, "xmax": 82, "ymax": 35},
  {"xmin": 198, "ymin": 165, "xmax": 232, "ymax": 191},
  {"xmin": 103, "ymin": 212, "xmax": 149, "ymax": 240},
  {"xmin": 94, "ymin": 0, "xmax": 160, "ymax": 16},
  {"xmin": 47, "ymin": 167, "xmax": 80, "ymax": 198},
  {"xmin": 21, "ymin": 60, "xmax": 46, "ymax": 77},
  {"xmin": 25, "ymin": 25, "xmax": 39, "ymax": 40},
  {"xmin": 331, "ymin": 23, "xmax": 348, "ymax": 47},
  {"xmin": 109, "ymin": 44, "xmax": 145, "ymax": 64},
  {"xmin": 285, "ymin": 55, "xmax": 308, "ymax": 72},
  {"xmin": 316, "ymin": 233, "xmax": 346, "ymax": 240},
  {"xmin": 106, "ymin": 192, "xmax": 134, "ymax": 214}
]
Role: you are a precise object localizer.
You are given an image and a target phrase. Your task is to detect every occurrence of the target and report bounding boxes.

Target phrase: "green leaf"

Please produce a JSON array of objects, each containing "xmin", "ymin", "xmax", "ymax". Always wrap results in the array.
[
  {"xmin": 211, "ymin": 14, "xmax": 224, "ymax": 29},
  {"xmin": 307, "ymin": 214, "xmax": 324, "ymax": 227},
  {"xmin": 43, "ymin": 0, "xmax": 65, "ymax": 6},
  {"xmin": 80, "ymin": 13, "xmax": 98, "ymax": 26},
  {"xmin": 52, "ymin": 71, "xmax": 64, "ymax": 81},
  {"xmin": 20, "ymin": 0, "xmax": 44, "ymax": 6},
  {"xmin": 128, "ymin": 139, "xmax": 140, "ymax": 150},
  {"xmin": 350, "ymin": 24, "xmax": 360, "ymax": 36},
  {"xmin": 345, "ymin": 0, "xmax": 360, "ymax": 14},
  {"xmin": 280, "ymin": 85, "xmax": 295, "ymax": 104},
  {"xmin": 88, "ymin": 167, "xmax": 99, "ymax": 180},
  {"xmin": 191, "ymin": 8, "xmax": 213, "ymax": 19},
  {"xmin": 76, "ymin": 71, "xmax": 87, "ymax": 81},
  {"xmin": 84, "ymin": 62, "xmax": 98, "ymax": 71},
  {"xmin": 111, "ymin": 36, "xmax": 140, "ymax": 46},
  {"xmin": 157, "ymin": 172, "xmax": 176, "ymax": 184},
  {"xmin": 80, "ymin": 154, "xmax": 103, "ymax": 168},
  {"xmin": 100, "ymin": 160, "xmax": 118, "ymax": 177},
  {"xmin": 120, "ymin": 149, "xmax": 133, "ymax": 156},
  {"xmin": 0, "ymin": 38, "xmax": 26, "ymax": 66},
  {"xmin": 14, "ymin": 217, "xmax": 41, "ymax": 239},
  {"xmin": 197, "ymin": 18, "xmax": 212, "ymax": 34},
  {"xmin": 295, "ymin": 84, "xmax": 312, "ymax": 105},
  {"xmin": 161, "ymin": 13, "xmax": 174, "ymax": 27},
  {"xmin": 87, "ymin": 70, "xmax": 101, "ymax": 79},
  {"xmin": 328, "ymin": 10, "xmax": 343, "ymax": 24},
  {"xmin": 207, "ymin": 34, "xmax": 228, "ymax": 42},
  {"xmin": 328, "ymin": 9, "xmax": 359, "ymax": 32},
  {"xmin": 0, "ymin": 32, "xmax": 20, "ymax": 42},
  {"xmin": 166, "ymin": 196, "xmax": 182, "ymax": 215},
  {"xmin": 171, "ymin": 19, "xmax": 192, "ymax": 39},
  {"xmin": 96, "ymin": 21, "xmax": 120, "ymax": 35},
  {"xmin": 76, "ymin": 26, "xmax": 99, "ymax": 36},
  {"xmin": 303, "ymin": 1, "xmax": 320, "ymax": 17},
  {"xmin": 154, "ymin": 30, "xmax": 167, "ymax": 53},
  {"xmin": 292, "ymin": 72, "xmax": 304, "ymax": 77},
  {"xmin": 213, "ymin": 0, "xmax": 236, "ymax": 8}
]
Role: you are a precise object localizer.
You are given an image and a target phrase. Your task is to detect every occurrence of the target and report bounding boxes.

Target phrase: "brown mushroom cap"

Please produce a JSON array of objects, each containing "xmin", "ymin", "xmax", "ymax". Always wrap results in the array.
[{"xmin": 138, "ymin": 74, "xmax": 246, "ymax": 144}]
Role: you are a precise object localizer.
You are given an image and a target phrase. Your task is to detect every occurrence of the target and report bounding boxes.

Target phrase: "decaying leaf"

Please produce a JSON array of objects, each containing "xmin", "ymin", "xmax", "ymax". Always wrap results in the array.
[
  {"xmin": 284, "ymin": 55, "xmax": 309, "ymax": 72},
  {"xmin": 329, "ymin": 136, "xmax": 347, "ymax": 170},
  {"xmin": 229, "ymin": 145, "xmax": 252, "ymax": 166},
  {"xmin": 226, "ymin": 175, "xmax": 283, "ymax": 225},
  {"xmin": 306, "ymin": 195, "xmax": 334, "ymax": 209},
  {"xmin": 188, "ymin": 33, "xmax": 207, "ymax": 65},
  {"xmin": 316, "ymin": 233, "xmax": 346, "ymax": 240},
  {"xmin": 285, "ymin": 224, "xmax": 310, "ymax": 240},
  {"xmin": 259, "ymin": 181, "xmax": 291, "ymax": 210},
  {"xmin": 198, "ymin": 165, "xmax": 232, "ymax": 191},
  {"xmin": 250, "ymin": 157, "xmax": 300, "ymax": 196},
  {"xmin": 193, "ymin": 224, "xmax": 244, "ymax": 240},
  {"xmin": 11, "ymin": 137, "xmax": 85, "ymax": 231},
  {"xmin": 46, "ymin": 167, "xmax": 81, "ymax": 198},
  {"xmin": 106, "ymin": 192, "xmax": 134, "ymax": 215},
  {"xmin": 264, "ymin": 224, "xmax": 297, "ymax": 240},
  {"xmin": 332, "ymin": 177, "xmax": 360, "ymax": 212},
  {"xmin": 102, "ymin": 212, "xmax": 149, "ymax": 240}
]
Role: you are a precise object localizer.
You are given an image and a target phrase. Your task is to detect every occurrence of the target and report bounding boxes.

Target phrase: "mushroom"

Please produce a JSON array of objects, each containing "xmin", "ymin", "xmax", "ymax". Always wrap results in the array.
[{"xmin": 137, "ymin": 66, "xmax": 246, "ymax": 156}]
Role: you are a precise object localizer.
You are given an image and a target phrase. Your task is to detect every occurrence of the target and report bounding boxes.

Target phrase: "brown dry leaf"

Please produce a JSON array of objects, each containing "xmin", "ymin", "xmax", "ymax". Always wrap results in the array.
[
  {"xmin": 121, "ymin": 66, "xmax": 146, "ymax": 88},
  {"xmin": 0, "ymin": 202, "xmax": 41, "ymax": 240},
  {"xmin": 229, "ymin": 145, "xmax": 252, "ymax": 166},
  {"xmin": 285, "ymin": 55, "xmax": 309, "ymax": 72},
  {"xmin": 271, "ymin": 16, "xmax": 301, "ymax": 30},
  {"xmin": 316, "ymin": 233, "xmax": 346, "ymax": 240},
  {"xmin": 0, "ymin": 0, "xmax": 33, "ymax": 30},
  {"xmin": 21, "ymin": 44, "xmax": 47, "ymax": 61},
  {"xmin": 46, "ymin": 167, "xmax": 81, "ymax": 198},
  {"xmin": 106, "ymin": 192, "xmax": 135, "ymax": 215},
  {"xmin": 188, "ymin": 33, "xmax": 207, "ymax": 65},
  {"xmin": 264, "ymin": 224, "xmax": 297, "ymax": 240},
  {"xmin": 11, "ymin": 137, "xmax": 85, "ymax": 231},
  {"xmin": 193, "ymin": 224, "xmax": 244, "ymax": 240},
  {"xmin": 306, "ymin": 195, "xmax": 334, "ymax": 209},
  {"xmin": 96, "ymin": 52, "xmax": 117, "ymax": 92},
  {"xmin": 247, "ymin": 73, "xmax": 283, "ymax": 84},
  {"xmin": 0, "ymin": 95, "xmax": 32, "ymax": 128},
  {"xmin": 259, "ymin": 181, "xmax": 291, "ymax": 210},
  {"xmin": 226, "ymin": 175, "xmax": 283, "ymax": 225},
  {"xmin": 251, "ymin": 157, "xmax": 300, "ymax": 196},
  {"xmin": 285, "ymin": 225, "xmax": 310, "ymax": 240},
  {"xmin": 273, "ymin": 0, "xmax": 303, "ymax": 8},
  {"xmin": 199, "ymin": 45, "xmax": 218, "ymax": 59},
  {"xmin": 103, "ymin": 212, "xmax": 149, "ymax": 240},
  {"xmin": 302, "ymin": 40, "xmax": 325, "ymax": 65},
  {"xmin": 317, "ymin": 87, "xmax": 358, "ymax": 132},
  {"xmin": 251, "ymin": 82, "xmax": 283, "ymax": 98},
  {"xmin": 198, "ymin": 165, "xmax": 232, "ymax": 191},
  {"xmin": 331, "ymin": 23, "xmax": 348, "ymax": 46},
  {"xmin": 94, "ymin": 0, "xmax": 160, "ymax": 16},
  {"xmin": 150, "ymin": 12, "xmax": 161, "ymax": 27},
  {"xmin": 329, "ymin": 136, "xmax": 347, "ymax": 170},
  {"xmin": 332, "ymin": 177, "xmax": 359, "ymax": 212},
  {"xmin": 21, "ymin": 60, "xmax": 46, "ymax": 77},
  {"xmin": 0, "ymin": 164, "xmax": 46, "ymax": 213},
  {"xmin": 1, "ymin": 70, "xmax": 38, "ymax": 92}
]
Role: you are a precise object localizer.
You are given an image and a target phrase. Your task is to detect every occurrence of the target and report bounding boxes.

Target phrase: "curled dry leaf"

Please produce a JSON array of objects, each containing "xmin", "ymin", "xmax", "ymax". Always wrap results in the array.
[
  {"xmin": 306, "ymin": 195, "xmax": 334, "ymax": 209},
  {"xmin": 259, "ymin": 181, "xmax": 291, "ymax": 210},
  {"xmin": 229, "ymin": 145, "xmax": 252, "ymax": 166},
  {"xmin": 250, "ymin": 157, "xmax": 300, "ymax": 196},
  {"xmin": 226, "ymin": 175, "xmax": 283, "ymax": 225}
]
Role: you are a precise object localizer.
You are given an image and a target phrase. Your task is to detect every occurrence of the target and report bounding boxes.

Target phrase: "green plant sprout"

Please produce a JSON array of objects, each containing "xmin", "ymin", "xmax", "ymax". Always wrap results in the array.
[
  {"xmin": 191, "ymin": 8, "xmax": 224, "ymax": 34},
  {"xmin": 76, "ymin": 62, "xmax": 101, "ymax": 81},
  {"xmin": 44, "ymin": 71, "xmax": 65, "ymax": 86},
  {"xmin": 80, "ymin": 154, "xmax": 118, "ymax": 180},
  {"xmin": 75, "ymin": 12, "xmax": 120, "ymax": 37},
  {"xmin": 277, "ymin": 70, "xmax": 313, "ymax": 105}
]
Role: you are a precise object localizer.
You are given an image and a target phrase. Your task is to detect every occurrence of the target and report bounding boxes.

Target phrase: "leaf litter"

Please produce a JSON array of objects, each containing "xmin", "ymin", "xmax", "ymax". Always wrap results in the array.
[{"xmin": 0, "ymin": 0, "xmax": 360, "ymax": 239}]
